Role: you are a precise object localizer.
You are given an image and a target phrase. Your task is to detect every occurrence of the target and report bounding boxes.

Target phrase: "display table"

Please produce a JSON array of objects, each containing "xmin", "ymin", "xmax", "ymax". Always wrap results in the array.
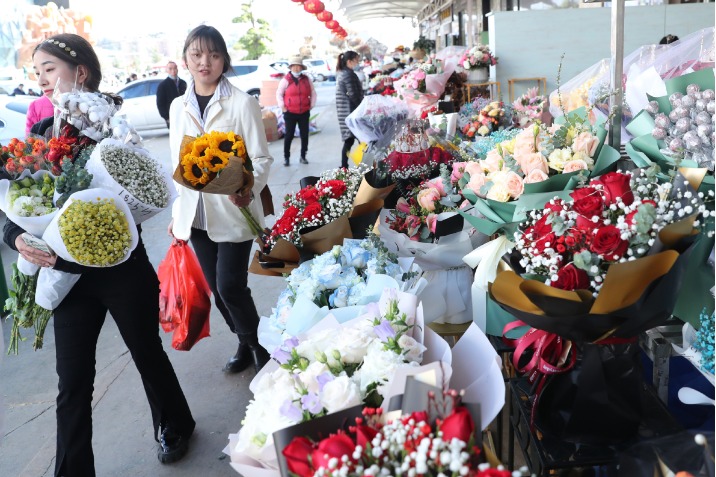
[{"xmin": 508, "ymin": 378, "xmax": 683, "ymax": 476}]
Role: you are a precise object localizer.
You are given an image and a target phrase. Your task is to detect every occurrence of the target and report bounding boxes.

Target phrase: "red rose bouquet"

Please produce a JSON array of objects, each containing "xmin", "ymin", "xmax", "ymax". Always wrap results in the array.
[
  {"xmin": 266, "ymin": 166, "xmax": 367, "ymax": 251},
  {"xmin": 489, "ymin": 167, "xmax": 707, "ymax": 444},
  {"xmin": 280, "ymin": 387, "xmax": 527, "ymax": 477}
]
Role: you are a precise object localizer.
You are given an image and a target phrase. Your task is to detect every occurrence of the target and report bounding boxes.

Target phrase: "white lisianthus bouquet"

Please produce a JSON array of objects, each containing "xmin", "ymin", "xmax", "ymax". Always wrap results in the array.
[{"xmin": 232, "ymin": 288, "xmax": 425, "ymax": 470}]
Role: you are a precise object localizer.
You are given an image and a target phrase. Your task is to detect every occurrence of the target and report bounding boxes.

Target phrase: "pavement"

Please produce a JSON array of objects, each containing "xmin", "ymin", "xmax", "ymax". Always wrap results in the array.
[{"xmin": 0, "ymin": 82, "xmax": 341, "ymax": 477}]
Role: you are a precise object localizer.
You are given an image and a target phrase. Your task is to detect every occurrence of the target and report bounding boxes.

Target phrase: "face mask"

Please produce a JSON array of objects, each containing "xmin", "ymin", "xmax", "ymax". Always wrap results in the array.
[{"xmin": 291, "ymin": 71, "xmax": 302, "ymax": 77}]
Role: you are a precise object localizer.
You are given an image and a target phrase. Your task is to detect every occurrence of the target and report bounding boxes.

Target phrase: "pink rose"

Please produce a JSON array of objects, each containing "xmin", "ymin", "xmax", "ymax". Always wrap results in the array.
[
  {"xmin": 524, "ymin": 169, "xmax": 549, "ymax": 184},
  {"xmin": 415, "ymin": 70, "xmax": 426, "ymax": 80},
  {"xmin": 572, "ymin": 131, "xmax": 599, "ymax": 157},
  {"xmin": 562, "ymin": 159, "xmax": 589, "ymax": 173},
  {"xmin": 503, "ymin": 170, "xmax": 525, "ymax": 199},
  {"xmin": 426, "ymin": 213, "xmax": 438, "ymax": 233},
  {"xmin": 513, "ymin": 128, "xmax": 537, "ymax": 158},
  {"xmin": 466, "ymin": 170, "xmax": 488, "ymax": 197},
  {"xmin": 424, "ymin": 177, "xmax": 446, "ymax": 196},
  {"xmin": 396, "ymin": 197, "xmax": 411, "ymax": 214},
  {"xmin": 451, "ymin": 162, "xmax": 467, "ymax": 183},
  {"xmin": 481, "ymin": 149, "xmax": 503, "ymax": 173},
  {"xmin": 517, "ymin": 152, "xmax": 549, "ymax": 175},
  {"xmin": 464, "ymin": 161, "xmax": 484, "ymax": 178},
  {"xmin": 417, "ymin": 187, "xmax": 441, "ymax": 211}
]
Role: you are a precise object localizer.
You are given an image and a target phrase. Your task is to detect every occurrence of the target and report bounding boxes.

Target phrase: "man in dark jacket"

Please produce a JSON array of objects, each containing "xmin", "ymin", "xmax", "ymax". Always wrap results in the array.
[{"xmin": 156, "ymin": 61, "xmax": 186, "ymax": 128}]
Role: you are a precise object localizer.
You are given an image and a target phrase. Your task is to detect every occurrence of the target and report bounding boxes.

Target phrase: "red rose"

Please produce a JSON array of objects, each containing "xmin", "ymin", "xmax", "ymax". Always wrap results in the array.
[
  {"xmin": 476, "ymin": 469, "xmax": 511, "ymax": 477},
  {"xmin": 277, "ymin": 206, "xmax": 300, "ymax": 234},
  {"xmin": 410, "ymin": 410, "xmax": 429, "ymax": 424},
  {"xmin": 311, "ymin": 433, "xmax": 355, "ymax": 470},
  {"xmin": 302, "ymin": 202, "xmax": 323, "ymax": 220},
  {"xmin": 626, "ymin": 200, "xmax": 657, "ymax": 225},
  {"xmin": 354, "ymin": 424, "xmax": 378, "ymax": 448},
  {"xmin": 439, "ymin": 406, "xmax": 475, "ymax": 443},
  {"xmin": 571, "ymin": 187, "xmax": 604, "ymax": 219},
  {"xmin": 322, "ymin": 179, "xmax": 347, "ymax": 199},
  {"xmin": 529, "ymin": 215, "xmax": 556, "ymax": 253},
  {"xmin": 283, "ymin": 436, "xmax": 314, "ymax": 477},
  {"xmin": 590, "ymin": 225, "xmax": 628, "ymax": 260},
  {"xmin": 593, "ymin": 172, "xmax": 634, "ymax": 206},
  {"xmin": 575, "ymin": 214, "xmax": 602, "ymax": 234},
  {"xmin": 545, "ymin": 198, "xmax": 565, "ymax": 213},
  {"xmin": 552, "ymin": 263, "xmax": 590, "ymax": 291},
  {"xmin": 296, "ymin": 186, "xmax": 320, "ymax": 204}
]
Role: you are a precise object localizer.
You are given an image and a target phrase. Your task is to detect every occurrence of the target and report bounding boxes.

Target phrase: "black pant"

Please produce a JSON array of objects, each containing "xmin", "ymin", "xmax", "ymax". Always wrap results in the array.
[
  {"xmin": 54, "ymin": 246, "xmax": 194, "ymax": 477},
  {"xmin": 189, "ymin": 229, "xmax": 259, "ymax": 338},
  {"xmin": 283, "ymin": 110, "xmax": 310, "ymax": 160},
  {"xmin": 341, "ymin": 137, "xmax": 356, "ymax": 168}
]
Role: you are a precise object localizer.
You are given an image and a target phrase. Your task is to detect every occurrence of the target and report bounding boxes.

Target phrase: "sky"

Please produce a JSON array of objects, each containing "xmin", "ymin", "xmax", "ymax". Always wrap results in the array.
[{"xmin": 69, "ymin": 0, "xmax": 419, "ymax": 58}]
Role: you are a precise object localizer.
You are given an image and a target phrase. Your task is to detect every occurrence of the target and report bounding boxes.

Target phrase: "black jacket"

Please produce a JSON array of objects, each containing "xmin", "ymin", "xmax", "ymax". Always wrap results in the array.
[{"xmin": 156, "ymin": 76, "xmax": 187, "ymax": 121}]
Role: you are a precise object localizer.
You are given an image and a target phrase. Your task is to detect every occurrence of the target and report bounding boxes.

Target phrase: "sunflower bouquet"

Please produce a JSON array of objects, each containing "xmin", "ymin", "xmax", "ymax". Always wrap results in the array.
[{"xmin": 173, "ymin": 130, "xmax": 254, "ymax": 195}]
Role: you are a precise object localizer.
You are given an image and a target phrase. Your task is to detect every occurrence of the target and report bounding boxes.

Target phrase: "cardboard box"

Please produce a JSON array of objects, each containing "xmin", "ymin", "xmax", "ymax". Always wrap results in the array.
[{"xmin": 262, "ymin": 110, "xmax": 280, "ymax": 142}]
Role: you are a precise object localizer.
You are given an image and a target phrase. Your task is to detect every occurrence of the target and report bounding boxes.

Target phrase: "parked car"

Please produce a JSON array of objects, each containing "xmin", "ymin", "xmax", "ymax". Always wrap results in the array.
[
  {"xmin": 115, "ymin": 78, "xmax": 167, "ymax": 132},
  {"xmin": 0, "ymin": 94, "xmax": 34, "ymax": 144},
  {"xmin": 228, "ymin": 60, "xmax": 287, "ymax": 101},
  {"xmin": 304, "ymin": 58, "xmax": 334, "ymax": 82}
]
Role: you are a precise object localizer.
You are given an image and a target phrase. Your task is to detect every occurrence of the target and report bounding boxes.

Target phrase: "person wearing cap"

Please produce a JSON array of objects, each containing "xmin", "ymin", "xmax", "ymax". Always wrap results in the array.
[{"xmin": 276, "ymin": 55, "xmax": 316, "ymax": 166}]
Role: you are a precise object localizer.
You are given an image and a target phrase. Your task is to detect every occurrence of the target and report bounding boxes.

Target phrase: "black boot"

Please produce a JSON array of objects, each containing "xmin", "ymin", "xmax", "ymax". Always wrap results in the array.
[
  {"xmin": 249, "ymin": 344, "xmax": 270, "ymax": 373},
  {"xmin": 223, "ymin": 342, "xmax": 251, "ymax": 373}
]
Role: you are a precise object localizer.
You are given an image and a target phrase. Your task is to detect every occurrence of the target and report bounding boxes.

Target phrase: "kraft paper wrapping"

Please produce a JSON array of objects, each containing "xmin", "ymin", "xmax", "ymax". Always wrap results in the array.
[
  {"xmin": 248, "ymin": 239, "xmax": 301, "ymax": 277},
  {"xmin": 489, "ymin": 216, "xmax": 698, "ymax": 343},
  {"xmin": 173, "ymin": 135, "xmax": 253, "ymax": 195}
]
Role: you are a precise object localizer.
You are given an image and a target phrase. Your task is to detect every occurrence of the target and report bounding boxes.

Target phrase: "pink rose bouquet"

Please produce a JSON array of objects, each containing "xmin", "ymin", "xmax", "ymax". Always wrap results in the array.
[{"xmin": 460, "ymin": 45, "xmax": 498, "ymax": 70}]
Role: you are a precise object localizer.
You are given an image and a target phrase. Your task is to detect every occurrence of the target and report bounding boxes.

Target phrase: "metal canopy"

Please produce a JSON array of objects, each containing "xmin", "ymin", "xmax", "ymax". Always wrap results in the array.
[{"xmin": 339, "ymin": 0, "xmax": 428, "ymax": 22}]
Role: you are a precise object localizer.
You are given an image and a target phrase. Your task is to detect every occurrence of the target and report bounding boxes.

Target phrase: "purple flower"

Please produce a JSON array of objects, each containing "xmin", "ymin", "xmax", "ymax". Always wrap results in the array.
[
  {"xmin": 373, "ymin": 319, "xmax": 396, "ymax": 342},
  {"xmin": 316, "ymin": 371, "xmax": 334, "ymax": 392},
  {"xmin": 283, "ymin": 337, "xmax": 300, "ymax": 351},
  {"xmin": 300, "ymin": 392, "xmax": 323, "ymax": 414},
  {"xmin": 271, "ymin": 347, "xmax": 291, "ymax": 364},
  {"xmin": 280, "ymin": 399, "xmax": 303, "ymax": 421}
]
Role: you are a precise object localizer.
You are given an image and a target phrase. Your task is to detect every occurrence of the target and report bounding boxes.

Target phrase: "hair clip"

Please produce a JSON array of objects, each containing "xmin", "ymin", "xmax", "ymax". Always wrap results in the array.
[{"xmin": 45, "ymin": 39, "xmax": 77, "ymax": 58}]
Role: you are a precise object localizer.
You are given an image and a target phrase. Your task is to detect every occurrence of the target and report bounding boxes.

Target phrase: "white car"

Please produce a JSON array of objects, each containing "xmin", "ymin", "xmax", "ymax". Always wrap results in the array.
[
  {"xmin": 115, "ymin": 78, "xmax": 167, "ymax": 132},
  {"xmin": 0, "ymin": 94, "xmax": 34, "ymax": 144},
  {"xmin": 228, "ymin": 60, "xmax": 287, "ymax": 101},
  {"xmin": 304, "ymin": 58, "xmax": 334, "ymax": 82}
]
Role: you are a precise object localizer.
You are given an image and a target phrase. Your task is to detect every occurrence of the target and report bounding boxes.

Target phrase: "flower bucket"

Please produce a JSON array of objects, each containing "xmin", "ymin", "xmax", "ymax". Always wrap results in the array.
[{"xmin": 467, "ymin": 67, "xmax": 488, "ymax": 83}]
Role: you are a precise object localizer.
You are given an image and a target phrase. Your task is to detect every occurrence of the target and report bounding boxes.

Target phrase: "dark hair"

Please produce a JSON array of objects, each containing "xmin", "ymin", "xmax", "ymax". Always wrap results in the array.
[
  {"xmin": 33, "ymin": 33, "xmax": 102, "ymax": 91},
  {"xmin": 659, "ymin": 34, "xmax": 679, "ymax": 45},
  {"xmin": 182, "ymin": 25, "xmax": 232, "ymax": 75},
  {"xmin": 336, "ymin": 50, "xmax": 359, "ymax": 72}
]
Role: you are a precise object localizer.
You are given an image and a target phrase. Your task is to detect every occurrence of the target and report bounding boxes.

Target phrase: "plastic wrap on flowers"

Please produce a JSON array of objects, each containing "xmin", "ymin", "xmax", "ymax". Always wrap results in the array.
[
  {"xmin": 377, "ymin": 209, "xmax": 487, "ymax": 324},
  {"xmin": 618, "ymin": 431, "xmax": 715, "ymax": 477},
  {"xmin": 345, "ymin": 95, "xmax": 409, "ymax": 150},
  {"xmin": 549, "ymin": 59, "xmax": 610, "ymax": 118}
]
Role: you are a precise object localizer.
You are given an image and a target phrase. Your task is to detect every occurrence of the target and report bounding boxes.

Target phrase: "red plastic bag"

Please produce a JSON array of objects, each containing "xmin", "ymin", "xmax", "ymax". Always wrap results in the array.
[{"xmin": 158, "ymin": 240, "xmax": 211, "ymax": 351}]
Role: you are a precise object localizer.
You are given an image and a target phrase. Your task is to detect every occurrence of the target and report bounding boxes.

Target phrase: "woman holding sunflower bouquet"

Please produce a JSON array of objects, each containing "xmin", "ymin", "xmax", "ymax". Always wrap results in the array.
[{"xmin": 167, "ymin": 25, "xmax": 273, "ymax": 374}]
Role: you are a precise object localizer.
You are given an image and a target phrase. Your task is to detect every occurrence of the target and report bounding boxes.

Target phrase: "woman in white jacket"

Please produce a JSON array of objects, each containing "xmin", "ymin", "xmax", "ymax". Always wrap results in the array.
[{"xmin": 168, "ymin": 25, "xmax": 273, "ymax": 373}]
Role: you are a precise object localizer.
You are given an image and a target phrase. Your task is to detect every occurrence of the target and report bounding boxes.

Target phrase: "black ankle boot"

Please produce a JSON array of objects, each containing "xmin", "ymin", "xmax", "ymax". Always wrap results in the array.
[
  {"xmin": 223, "ymin": 342, "xmax": 251, "ymax": 373},
  {"xmin": 249, "ymin": 345, "xmax": 270, "ymax": 373}
]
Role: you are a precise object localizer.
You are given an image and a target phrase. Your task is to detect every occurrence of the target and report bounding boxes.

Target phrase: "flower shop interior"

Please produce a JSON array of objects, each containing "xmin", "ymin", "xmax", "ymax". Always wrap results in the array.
[{"xmin": 0, "ymin": 0, "xmax": 715, "ymax": 476}]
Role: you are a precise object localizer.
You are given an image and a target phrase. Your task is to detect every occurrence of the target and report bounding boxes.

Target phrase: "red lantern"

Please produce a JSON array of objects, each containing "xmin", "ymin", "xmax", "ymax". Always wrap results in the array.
[
  {"xmin": 303, "ymin": 0, "xmax": 324, "ymax": 14},
  {"xmin": 316, "ymin": 10, "xmax": 332, "ymax": 22},
  {"xmin": 325, "ymin": 20, "xmax": 339, "ymax": 30}
]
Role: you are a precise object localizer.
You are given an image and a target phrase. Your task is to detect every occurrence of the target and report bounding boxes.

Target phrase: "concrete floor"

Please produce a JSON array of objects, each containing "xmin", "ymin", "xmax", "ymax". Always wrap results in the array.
[{"xmin": 0, "ymin": 82, "xmax": 344, "ymax": 477}]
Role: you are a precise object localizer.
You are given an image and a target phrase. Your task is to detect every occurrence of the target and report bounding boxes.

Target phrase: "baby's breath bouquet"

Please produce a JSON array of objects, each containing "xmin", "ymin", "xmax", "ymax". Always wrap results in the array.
[{"xmin": 86, "ymin": 138, "xmax": 175, "ymax": 224}]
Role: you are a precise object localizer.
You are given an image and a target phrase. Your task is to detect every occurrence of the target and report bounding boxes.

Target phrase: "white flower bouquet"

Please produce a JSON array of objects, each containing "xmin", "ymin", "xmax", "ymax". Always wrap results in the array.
[
  {"xmin": 228, "ymin": 288, "xmax": 427, "ymax": 473},
  {"xmin": 86, "ymin": 138, "xmax": 176, "ymax": 224}
]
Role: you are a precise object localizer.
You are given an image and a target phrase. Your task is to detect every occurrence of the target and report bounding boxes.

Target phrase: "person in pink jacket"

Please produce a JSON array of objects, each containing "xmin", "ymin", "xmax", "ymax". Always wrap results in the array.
[
  {"xmin": 25, "ymin": 94, "xmax": 54, "ymax": 134},
  {"xmin": 276, "ymin": 55, "xmax": 316, "ymax": 166}
]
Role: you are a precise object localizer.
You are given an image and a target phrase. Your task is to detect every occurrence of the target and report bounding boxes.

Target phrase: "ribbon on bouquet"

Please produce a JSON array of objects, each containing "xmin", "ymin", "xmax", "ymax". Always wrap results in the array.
[
  {"xmin": 462, "ymin": 235, "xmax": 514, "ymax": 332},
  {"xmin": 502, "ymin": 320, "xmax": 576, "ymax": 430}
]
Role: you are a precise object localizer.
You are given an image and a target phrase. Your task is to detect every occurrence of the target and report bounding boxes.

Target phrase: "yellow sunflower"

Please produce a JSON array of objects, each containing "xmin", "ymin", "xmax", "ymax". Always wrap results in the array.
[
  {"xmin": 200, "ymin": 149, "xmax": 230, "ymax": 173},
  {"xmin": 182, "ymin": 156, "xmax": 211, "ymax": 186}
]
